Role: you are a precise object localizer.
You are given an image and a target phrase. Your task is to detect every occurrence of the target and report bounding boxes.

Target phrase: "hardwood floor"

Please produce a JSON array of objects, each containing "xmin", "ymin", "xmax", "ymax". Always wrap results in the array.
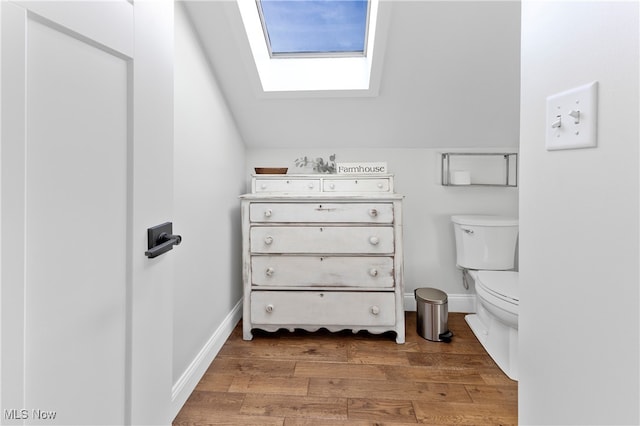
[{"xmin": 173, "ymin": 312, "xmax": 517, "ymax": 425}]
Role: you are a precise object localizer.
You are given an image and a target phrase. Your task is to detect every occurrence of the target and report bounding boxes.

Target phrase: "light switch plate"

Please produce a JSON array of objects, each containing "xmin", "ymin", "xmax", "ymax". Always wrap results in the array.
[{"xmin": 546, "ymin": 81, "xmax": 598, "ymax": 151}]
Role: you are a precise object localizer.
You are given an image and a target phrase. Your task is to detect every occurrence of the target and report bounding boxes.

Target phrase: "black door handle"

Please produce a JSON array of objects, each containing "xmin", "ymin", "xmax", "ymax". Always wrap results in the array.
[{"xmin": 145, "ymin": 222, "xmax": 182, "ymax": 258}]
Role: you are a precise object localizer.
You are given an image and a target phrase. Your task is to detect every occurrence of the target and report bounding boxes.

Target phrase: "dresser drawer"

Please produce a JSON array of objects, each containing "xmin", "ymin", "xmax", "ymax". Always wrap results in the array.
[
  {"xmin": 250, "ymin": 291, "xmax": 395, "ymax": 326},
  {"xmin": 323, "ymin": 177, "xmax": 391, "ymax": 192},
  {"xmin": 250, "ymin": 202, "xmax": 393, "ymax": 224},
  {"xmin": 254, "ymin": 178, "xmax": 320, "ymax": 193},
  {"xmin": 251, "ymin": 256, "xmax": 394, "ymax": 288},
  {"xmin": 250, "ymin": 226, "xmax": 394, "ymax": 254}
]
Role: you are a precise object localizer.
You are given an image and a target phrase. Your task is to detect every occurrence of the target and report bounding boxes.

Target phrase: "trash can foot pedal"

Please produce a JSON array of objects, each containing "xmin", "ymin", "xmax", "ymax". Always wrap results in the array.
[{"xmin": 438, "ymin": 330, "xmax": 453, "ymax": 343}]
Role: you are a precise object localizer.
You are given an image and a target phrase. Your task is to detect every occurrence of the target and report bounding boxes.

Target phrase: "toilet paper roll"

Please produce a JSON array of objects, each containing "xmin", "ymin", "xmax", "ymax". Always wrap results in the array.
[{"xmin": 451, "ymin": 170, "xmax": 471, "ymax": 185}]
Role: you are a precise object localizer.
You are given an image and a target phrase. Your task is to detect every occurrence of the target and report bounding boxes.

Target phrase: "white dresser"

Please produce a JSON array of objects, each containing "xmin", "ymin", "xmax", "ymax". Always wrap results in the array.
[{"xmin": 240, "ymin": 174, "xmax": 405, "ymax": 343}]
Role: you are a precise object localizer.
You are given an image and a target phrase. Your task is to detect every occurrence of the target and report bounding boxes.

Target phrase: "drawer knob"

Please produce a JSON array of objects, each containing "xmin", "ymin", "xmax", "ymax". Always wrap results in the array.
[
  {"xmin": 370, "ymin": 305, "xmax": 380, "ymax": 315},
  {"xmin": 260, "ymin": 184, "xmax": 267, "ymax": 190},
  {"xmin": 264, "ymin": 209, "xmax": 272, "ymax": 217},
  {"xmin": 369, "ymin": 236, "xmax": 380, "ymax": 246},
  {"xmin": 329, "ymin": 183, "xmax": 335, "ymax": 189},
  {"xmin": 369, "ymin": 208, "xmax": 378, "ymax": 217},
  {"xmin": 377, "ymin": 183, "xmax": 383, "ymax": 189},
  {"xmin": 307, "ymin": 183, "xmax": 314, "ymax": 189},
  {"xmin": 265, "ymin": 267, "xmax": 275, "ymax": 276},
  {"xmin": 369, "ymin": 268, "xmax": 378, "ymax": 277},
  {"xmin": 264, "ymin": 236, "xmax": 274, "ymax": 245},
  {"xmin": 265, "ymin": 304, "xmax": 274, "ymax": 313}
]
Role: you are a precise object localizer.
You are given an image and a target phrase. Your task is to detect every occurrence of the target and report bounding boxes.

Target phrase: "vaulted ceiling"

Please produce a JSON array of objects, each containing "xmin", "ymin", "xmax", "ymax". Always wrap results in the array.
[{"xmin": 183, "ymin": 1, "xmax": 521, "ymax": 149}]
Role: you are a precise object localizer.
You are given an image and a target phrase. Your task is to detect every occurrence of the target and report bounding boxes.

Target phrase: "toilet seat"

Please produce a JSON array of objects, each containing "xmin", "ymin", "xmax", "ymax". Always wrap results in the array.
[{"xmin": 476, "ymin": 271, "xmax": 519, "ymax": 305}]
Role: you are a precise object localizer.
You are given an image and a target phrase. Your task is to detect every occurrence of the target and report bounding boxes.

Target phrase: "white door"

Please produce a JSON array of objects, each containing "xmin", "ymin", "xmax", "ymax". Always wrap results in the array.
[{"xmin": 1, "ymin": 2, "xmax": 174, "ymax": 425}]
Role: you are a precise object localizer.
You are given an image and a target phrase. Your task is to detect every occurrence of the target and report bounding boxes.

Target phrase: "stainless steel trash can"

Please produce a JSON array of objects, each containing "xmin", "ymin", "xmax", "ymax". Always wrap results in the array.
[{"xmin": 415, "ymin": 287, "xmax": 453, "ymax": 342}]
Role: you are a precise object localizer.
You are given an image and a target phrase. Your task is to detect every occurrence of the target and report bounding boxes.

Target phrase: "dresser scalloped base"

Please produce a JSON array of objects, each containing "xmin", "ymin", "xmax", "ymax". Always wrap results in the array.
[{"xmin": 243, "ymin": 325, "xmax": 405, "ymax": 344}]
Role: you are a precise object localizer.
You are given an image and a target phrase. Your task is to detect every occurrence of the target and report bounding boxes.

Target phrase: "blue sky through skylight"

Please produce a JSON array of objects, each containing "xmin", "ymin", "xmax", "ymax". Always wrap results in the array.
[{"xmin": 258, "ymin": 0, "xmax": 369, "ymax": 55}]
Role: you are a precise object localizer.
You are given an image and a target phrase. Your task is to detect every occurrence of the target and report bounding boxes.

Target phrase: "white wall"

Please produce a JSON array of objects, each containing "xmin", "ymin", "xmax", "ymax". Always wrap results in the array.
[
  {"xmin": 519, "ymin": 2, "xmax": 639, "ymax": 424},
  {"xmin": 172, "ymin": 3, "xmax": 246, "ymax": 416},
  {"xmin": 246, "ymin": 147, "xmax": 519, "ymax": 311},
  {"xmin": 187, "ymin": 1, "xmax": 521, "ymax": 150}
]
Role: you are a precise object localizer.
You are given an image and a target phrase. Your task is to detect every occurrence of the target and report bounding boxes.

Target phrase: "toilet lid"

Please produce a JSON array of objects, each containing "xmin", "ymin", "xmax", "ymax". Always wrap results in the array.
[
  {"xmin": 451, "ymin": 215, "xmax": 518, "ymax": 227},
  {"xmin": 476, "ymin": 271, "xmax": 519, "ymax": 303}
]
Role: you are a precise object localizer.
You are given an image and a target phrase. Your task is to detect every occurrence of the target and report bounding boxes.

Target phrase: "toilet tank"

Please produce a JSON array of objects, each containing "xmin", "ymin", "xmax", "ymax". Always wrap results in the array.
[{"xmin": 451, "ymin": 215, "xmax": 519, "ymax": 270}]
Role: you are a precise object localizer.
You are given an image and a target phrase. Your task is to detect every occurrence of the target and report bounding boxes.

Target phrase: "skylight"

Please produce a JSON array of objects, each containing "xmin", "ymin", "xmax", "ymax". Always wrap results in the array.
[
  {"xmin": 257, "ymin": 0, "xmax": 369, "ymax": 57},
  {"xmin": 236, "ymin": 0, "xmax": 390, "ymax": 94}
]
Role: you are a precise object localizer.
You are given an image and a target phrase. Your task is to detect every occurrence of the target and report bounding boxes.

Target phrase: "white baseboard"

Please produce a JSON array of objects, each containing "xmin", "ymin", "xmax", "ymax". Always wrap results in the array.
[
  {"xmin": 404, "ymin": 292, "xmax": 476, "ymax": 313},
  {"xmin": 170, "ymin": 299, "xmax": 243, "ymax": 420}
]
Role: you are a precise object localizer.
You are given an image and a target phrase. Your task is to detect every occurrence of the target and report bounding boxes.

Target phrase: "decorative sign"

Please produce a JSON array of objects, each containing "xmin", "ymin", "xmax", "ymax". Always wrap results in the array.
[{"xmin": 336, "ymin": 162, "xmax": 387, "ymax": 175}]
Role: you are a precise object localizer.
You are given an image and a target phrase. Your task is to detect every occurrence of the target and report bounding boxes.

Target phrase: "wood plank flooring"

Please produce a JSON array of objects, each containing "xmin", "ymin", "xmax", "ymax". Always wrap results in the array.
[{"xmin": 173, "ymin": 312, "xmax": 517, "ymax": 425}]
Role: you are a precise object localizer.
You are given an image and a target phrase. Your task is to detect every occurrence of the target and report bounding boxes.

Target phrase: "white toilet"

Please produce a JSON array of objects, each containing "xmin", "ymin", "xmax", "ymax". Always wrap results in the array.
[{"xmin": 451, "ymin": 215, "xmax": 519, "ymax": 381}]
